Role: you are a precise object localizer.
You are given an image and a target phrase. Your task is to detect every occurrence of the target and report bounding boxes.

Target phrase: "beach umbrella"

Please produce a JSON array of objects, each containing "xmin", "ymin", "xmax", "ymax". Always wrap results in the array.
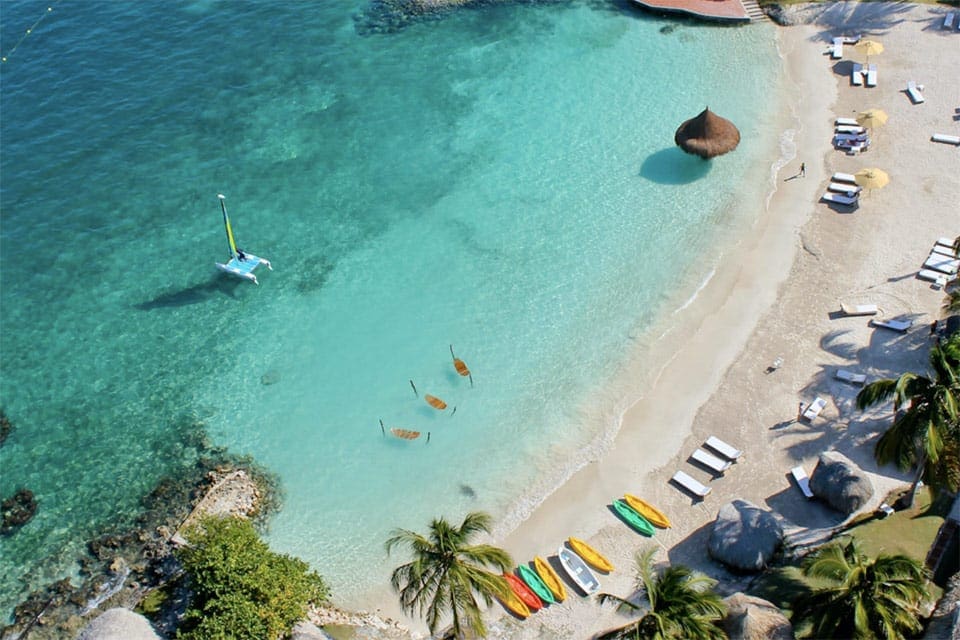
[
  {"xmin": 674, "ymin": 107, "xmax": 741, "ymax": 159},
  {"xmin": 854, "ymin": 168, "xmax": 889, "ymax": 190},
  {"xmin": 856, "ymin": 108, "xmax": 888, "ymax": 129},
  {"xmin": 854, "ymin": 39, "xmax": 883, "ymax": 65}
]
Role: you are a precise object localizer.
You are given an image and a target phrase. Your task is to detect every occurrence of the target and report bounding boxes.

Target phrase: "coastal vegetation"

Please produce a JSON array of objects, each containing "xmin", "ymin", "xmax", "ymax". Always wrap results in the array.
[
  {"xmin": 790, "ymin": 539, "xmax": 931, "ymax": 639},
  {"xmin": 856, "ymin": 333, "xmax": 960, "ymax": 507},
  {"xmin": 176, "ymin": 516, "xmax": 329, "ymax": 640},
  {"xmin": 596, "ymin": 546, "xmax": 726, "ymax": 640},
  {"xmin": 385, "ymin": 511, "xmax": 512, "ymax": 638}
]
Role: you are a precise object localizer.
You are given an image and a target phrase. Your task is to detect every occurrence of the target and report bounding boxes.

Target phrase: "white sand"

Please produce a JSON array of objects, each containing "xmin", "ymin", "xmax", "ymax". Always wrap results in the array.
[{"xmin": 359, "ymin": 4, "xmax": 959, "ymax": 637}]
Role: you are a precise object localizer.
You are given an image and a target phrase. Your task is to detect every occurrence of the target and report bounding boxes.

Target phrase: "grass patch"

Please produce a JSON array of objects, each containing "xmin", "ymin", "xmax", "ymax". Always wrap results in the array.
[
  {"xmin": 135, "ymin": 586, "xmax": 169, "ymax": 616},
  {"xmin": 848, "ymin": 486, "xmax": 947, "ymax": 561}
]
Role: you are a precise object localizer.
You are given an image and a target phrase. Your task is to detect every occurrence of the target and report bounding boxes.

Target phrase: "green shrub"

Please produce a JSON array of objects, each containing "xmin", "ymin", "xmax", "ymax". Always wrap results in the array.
[{"xmin": 176, "ymin": 516, "xmax": 328, "ymax": 640}]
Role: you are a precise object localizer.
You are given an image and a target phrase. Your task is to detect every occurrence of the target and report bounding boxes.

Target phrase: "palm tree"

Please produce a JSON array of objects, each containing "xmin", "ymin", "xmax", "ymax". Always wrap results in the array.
[
  {"xmin": 791, "ymin": 538, "xmax": 930, "ymax": 639},
  {"xmin": 595, "ymin": 546, "xmax": 726, "ymax": 639},
  {"xmin": 385, "ymin": 511, "xmax": 511, "ymax": 639},
  {"xmin": 856, "ymin": 335, "xmax": 960, "ymax": 506}
]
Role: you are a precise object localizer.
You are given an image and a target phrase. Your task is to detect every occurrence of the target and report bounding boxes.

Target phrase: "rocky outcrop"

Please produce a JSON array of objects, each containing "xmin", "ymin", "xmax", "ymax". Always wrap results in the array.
[
  {"xmin": 1, "ymin": 487, "xmax": 37, "ymax": 535},
  {"xmin": 926, "ymin": 572, "xmax": 960, "ymax": 640},
  {"xmin": 722, "ymin": 592, "xmax": 794, "ymax": 640},
  {"xmin": 708, "ymin": 500, "xmax": 784, "ymax": 572},
  {"xmin": 308, "ymin": 605, "xmax": 416, "ymax": 640},
  {"xmin": 77, "ymin": 608, "xmax": 162, "ymax": 640},
  {"xmin": 809, "ymin": 451, "xmax": 874, "ymax": 515}
]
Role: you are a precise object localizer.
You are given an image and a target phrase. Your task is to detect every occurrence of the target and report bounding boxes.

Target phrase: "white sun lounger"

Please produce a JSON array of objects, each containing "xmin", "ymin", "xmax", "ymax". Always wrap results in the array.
[
  {"xmin": 832, "ymin": 172, "xmax": 857, "ymax": 184},
  {"xmin": 865, "ymin": 64, "xmax": 877, "ymax": 88},
  {"xmin": 822, "ymin": 193, "xmax": 859, "ymax": 207},
  {"xmin": 937, "ymin": 237, "xmax": 956, "ymax": 249},
  {"xmin": 835, "ymin": 125, "xmax": 866, "ymax": 134},
  {"xmin": 835, "ymin": 117, "xmax": 859, "ymax": 127},
  {"xmin": 871, "ymin": 318, "xmax": 912, "ymax": 333},
  {"xmin": 925, "ymin": 253, "xmax": 960, "ymax": 275},
  {"xmin": 944, "ymin": 13, "xmax": 955, "ymax": 29},
  {"xmin": 831, "ymin": 38, "xmax": 843, "ymax": 59},
  {"xmin": 705, "ymin": 436, "xmax": 742, "ymax": 461},
  {"xmin": 672, "ymin": 470, "xmax": 711, "ymax": 498},
  {"xmin": 802, "ymin": 397, "xmax": 827, "ymax": 421},
  {"xmin": 692, "ymin": 448, "xmax": 732, "ymax": 474},
  {"xmin": 932, "ymin": 134, "xmax": 960, "ymax": 146},
  {"xmin": 836, "ymin": 369, "xmax": 867, "ymax": 385},
  {"xmin": 906, "ymin": 81, "xmax": 925, "ymax": 104},
  {"xmin": 851, "ymin": 63, "xmax": 864, "ymax": 86},
  {"xmin": 840, "ymin": 303, "xmax": 878, "ymax": 316},
  {"xmin": 918, "ymin": 269, "xmax": 949, "ymax": 286},
  {"xmin": 828, "ymin": 181, "xmax": 861, "ymax": 195},
  {"xmin": 933, "ymin": 244, "xmax": 958, "ymax": 258},
  {"xmin": 791, "ymin": 466, "xmax": 815, "ymax": 498}
]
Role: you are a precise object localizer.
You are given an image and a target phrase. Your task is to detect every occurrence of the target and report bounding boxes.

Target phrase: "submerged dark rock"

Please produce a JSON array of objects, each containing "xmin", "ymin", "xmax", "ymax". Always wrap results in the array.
[
  {"xmin": 1, "ymin": 488, "xmax": 38, "ymax": 534},
  {"xmin": 0, "ymin": 409, "xmax": 12, "ymax": 447}
]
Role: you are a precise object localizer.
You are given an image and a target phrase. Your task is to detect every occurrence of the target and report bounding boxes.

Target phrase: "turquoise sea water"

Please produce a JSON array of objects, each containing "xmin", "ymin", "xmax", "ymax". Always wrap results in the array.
[{"xmin": 0, "ymin": 0, "xmax": 785, "ymax": 616}]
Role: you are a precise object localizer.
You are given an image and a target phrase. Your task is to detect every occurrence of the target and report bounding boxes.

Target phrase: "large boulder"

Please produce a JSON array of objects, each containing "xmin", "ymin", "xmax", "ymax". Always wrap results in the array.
[
  {"xmin": 722, "ymin": 592, "xmax": 794, "ymax": 640},
  {"xmin": 291, "ymin": 621, "xmax": 335, "ymax": 639},
  {"xmin": 708, "ymin": 500, "xmax": 783, "ymax": 572},
  {"xmin": 809, "ymin": 451, "xmax": 874, "ymax": 514},
  {"xmin": 78, "ymin": 608, "xmax": 162, "ymax": 640}
]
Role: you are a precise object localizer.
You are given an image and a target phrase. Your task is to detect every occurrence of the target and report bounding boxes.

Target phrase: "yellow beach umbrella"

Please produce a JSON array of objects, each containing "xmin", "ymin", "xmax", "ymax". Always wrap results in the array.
[
  {"xmin": 856, "ymin": 108, "xmax": 888, "ymax": 130},
  {"xmin": 855, "ymin": 39, "xmax": 883, "ymax": 65},
  {"xmin": 854, "ymin": 168, "xmax": 889, "ymax": 190}
]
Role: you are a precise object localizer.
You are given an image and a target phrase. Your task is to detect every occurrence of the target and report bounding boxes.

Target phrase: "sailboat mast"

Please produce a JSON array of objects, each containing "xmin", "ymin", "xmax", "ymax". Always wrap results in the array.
[{"xmin": 217, "ymin": 194, "xmax": 238, "ymax": 259}]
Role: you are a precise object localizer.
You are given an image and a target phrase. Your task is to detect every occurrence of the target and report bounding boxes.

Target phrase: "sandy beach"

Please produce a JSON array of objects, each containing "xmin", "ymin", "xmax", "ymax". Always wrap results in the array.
[
  {"xmin": 472, "ymin": 4, "xmax": 959, "ymax": 638},
  {"xmin": 351, "ymin": 3, "xmax": 959, "ymax": 637}
]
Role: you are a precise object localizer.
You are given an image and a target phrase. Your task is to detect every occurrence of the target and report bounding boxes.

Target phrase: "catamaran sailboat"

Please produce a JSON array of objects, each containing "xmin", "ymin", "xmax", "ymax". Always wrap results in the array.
[{"xmin": 215, "ymin": 194, "xmax": 272, "ymax": 285}]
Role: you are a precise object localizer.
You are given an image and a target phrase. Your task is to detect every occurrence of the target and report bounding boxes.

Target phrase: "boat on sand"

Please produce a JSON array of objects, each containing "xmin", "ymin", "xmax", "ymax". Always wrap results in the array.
[
  {"xmin": 496, "ymin": 583, "xmax": 531, "ymax": 618},
  {"xmin": 533, "ymin": 556, "xmax": 566, "ymax": 602},
  {"xmin": 568, "ymin": 537, "xmax": 614, "ymax": 573},
  {"xmin": 504, "ymin": 572, "xmax": 542, "ymax": 611},
  {"xmin": 557, "ymin": 545, "xmax": 600, "ymax": 595},
  {"xmin": 624, "ymin": 494, "xmax": 671, "ymax": 528},
  {"xmin": 517, "ymin": 564, "xmax": 556, "ymax": 605},
  {"xmin": 612, "ymin": 499, "xmax": 655, "ymax": 536}
]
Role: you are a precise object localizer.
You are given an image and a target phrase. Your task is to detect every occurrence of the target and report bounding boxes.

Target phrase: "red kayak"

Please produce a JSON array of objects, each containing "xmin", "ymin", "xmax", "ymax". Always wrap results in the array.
[{"xmin": 504, "ymin": 572, "xmax": 543, "ymax": 611}]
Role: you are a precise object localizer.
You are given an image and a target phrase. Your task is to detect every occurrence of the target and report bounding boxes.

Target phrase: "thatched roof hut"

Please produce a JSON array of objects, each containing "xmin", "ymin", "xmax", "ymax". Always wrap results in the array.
[
  {"xmin": 722, "ymin": 593, "xmax": 795, "ymax": 640},
  {"xmin": 675, "ymin": 107, "xmax": 741, "ymax": 159}
]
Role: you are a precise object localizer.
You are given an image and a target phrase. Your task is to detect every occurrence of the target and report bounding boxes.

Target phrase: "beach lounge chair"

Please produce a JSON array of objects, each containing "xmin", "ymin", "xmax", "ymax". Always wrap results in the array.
[
  {"xmin": 840, "ymin": 35, "xmax": 861, "ymax": 44},
  {"xmin": 937, "ymin": 237, "xmax": 956, "ymax": 249},
  {"xmin": 944, "ymin": 13, "xmax": 955, "ymax": 29},
  {"xmin": 835, "ymin": 118, "xmax": 859, "ymax": 127},
  {"xmin": 791, "ymin": 466, "xmax": 815, "ymax": 498},
  {"xmin": 835, "ymin": 369, "xmax": 867, "ymax": 385},
  {"xmin": 871, "ymin": 318, "xmax": 912, "ymax": 333},
  {"xmin": 851, "ymin": 63, "xmax": 864, "ymax": 86},
  {"xmin": 692, "ymin": 448, "xmax": 732, "ymax": 474},
  {"xmin": 932, "ymin": 133, "xmax": 960, "ymax": 146},
  {"xmin": 705, "ymin": 436, "xmax": 743, "ymax": 461},
  {"xmin": 832, "ymin": 172, "xmax": 857, "ymax": 184},
  {"xmin": 933, "ymin": 244, "xmax": 958, "ymax": 258},
  {"xmin": 925, "ymin": 253, "xmax": 960, "ymax": 275},
  {"xmin": 865, "ymin": 64, "xmax": 877, "ymax": 88},
  {"xmin": 840, "ymin": 303, "xmax": 878, "ymax": 316},
  {"xmin": 906, "ymin": 81, "xmax": 925, "ymax": 104},
  {"xmin": 828, "ymin": 181, "xmax": 861, "ymax": 195},
  {"xmin": 802, "ymin": 397, "xmax": 827, "ymax": 422},
  {"xmin": 918, "ymin": 269, "xmax": 949, "ymax": 286},
  {"xmin": 671, "ymin": 470, "xmax": 711, "ymax": 498},
  {"xmin": 822, "ymin": 193, "xmax": 859, "ymax": 207},
  {"xmin": 831, "ymin": 37, "xmax": 843, "ymax": 59},
  {"xmin": 835, "ymin": 125, "xmax": 865, "ymax": 134}
]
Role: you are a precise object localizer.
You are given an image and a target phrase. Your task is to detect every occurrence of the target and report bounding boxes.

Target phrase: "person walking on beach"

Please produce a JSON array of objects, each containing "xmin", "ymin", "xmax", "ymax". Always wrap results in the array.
[{"xmin": 799, "ymin": 162, "xmax": 806, "ymax": 177}]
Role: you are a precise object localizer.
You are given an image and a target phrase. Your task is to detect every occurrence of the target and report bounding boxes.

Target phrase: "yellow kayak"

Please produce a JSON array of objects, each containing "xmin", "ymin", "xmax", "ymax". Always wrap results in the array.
[
  {"xmin": 624, "ymin": 494, "xmax": 671, "ymax": 528},
  {"xmin": 533, "ymin": 556, "xmax": 566, "ymax": 602},
  {"xmin": 568, "ymin": 537, "xmax": 614, "ymax": 573},
  {"xmin": 497, "ymin": 582, "xmax": 531, "ymax": 618}
]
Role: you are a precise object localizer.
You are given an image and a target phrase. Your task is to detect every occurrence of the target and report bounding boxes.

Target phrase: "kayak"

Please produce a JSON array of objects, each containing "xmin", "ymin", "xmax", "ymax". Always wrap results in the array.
[
  {"xmin": 496, "ymin": 582, "xmax": 531, "ymax": 618},
  {"xmin": 533, "ymin": 556, "xmax": 566, "ymax": 602},
  {"xmin": 504, "ymin": 572, "xmax": 542, "ymax": 611},
  {"xmin": 568, "ymin": 537, "xmax": 614, "ymax": 573},
  {"xmin": 517, "ymin": 564, "xmax": 556, "ymax": 605},
  {"xmin": 624, "ymin": 494, "xmax": 671, "ymax": 528},
  {"xmin": 612, "ymin": 499, "xmax": 655, "ymax": 537}
]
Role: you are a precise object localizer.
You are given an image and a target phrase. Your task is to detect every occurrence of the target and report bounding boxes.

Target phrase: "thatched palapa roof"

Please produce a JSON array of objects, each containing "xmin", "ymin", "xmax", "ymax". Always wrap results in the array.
[{"xmin": 675, "ymin": 107, "xmax": 741, "ymax": 159}]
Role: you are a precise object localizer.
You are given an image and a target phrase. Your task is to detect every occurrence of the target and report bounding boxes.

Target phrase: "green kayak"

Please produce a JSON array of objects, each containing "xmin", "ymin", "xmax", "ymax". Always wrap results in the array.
[
  {"xmin": 517, "ymin": 564, "xmax": 557, "ymax": 605},
  {"xmin": 613, "ymin": 499, "xmax": 655, "ymax": 537}
]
